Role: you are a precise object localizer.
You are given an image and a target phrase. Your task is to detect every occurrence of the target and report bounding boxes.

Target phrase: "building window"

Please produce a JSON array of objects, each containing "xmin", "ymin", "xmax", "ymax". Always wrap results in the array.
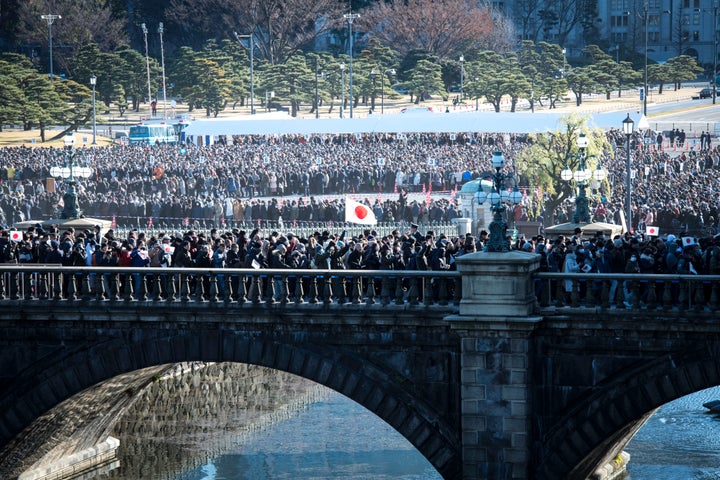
[
  {"xmin": 648, "ymin": 14, "xmax": 660, "ymax": 26},
  {"xmin": 649, "ymin": 31, "xmax": 660, "ymax": 42},
  {"xmin": 611, "ymin": 15, "xmax": 629, "ymax": 26},
  {"xmin": 693, "ymin": 30, "xmax": 699, "ymax": 41},
  {"xmin": 612, "ymin": 32, "xmax": 628, "ymax": 43}
]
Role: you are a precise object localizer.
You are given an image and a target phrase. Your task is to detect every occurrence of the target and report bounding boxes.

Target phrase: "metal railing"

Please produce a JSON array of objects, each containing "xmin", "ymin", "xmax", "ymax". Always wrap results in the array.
[
  {"xmin": 108, "ymin": 221, "xmax": 460, "ymax": 241},
  {"xmin": 0, "ymin": 266, "xmax": 461, "ymax": 308},
  {"xmin": 535, "ymin": 272, "xmax": 720, "ymax": 313}
]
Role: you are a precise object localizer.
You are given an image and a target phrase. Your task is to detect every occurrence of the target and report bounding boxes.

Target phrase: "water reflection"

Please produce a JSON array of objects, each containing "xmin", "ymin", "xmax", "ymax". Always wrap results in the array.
[
  {"xmin": 106, "ymin": 362, "xmax": 440, "ymax": 480},
  {"xmin": 626, "ymin": 386, "xmax": 720, "ymax": 480}
]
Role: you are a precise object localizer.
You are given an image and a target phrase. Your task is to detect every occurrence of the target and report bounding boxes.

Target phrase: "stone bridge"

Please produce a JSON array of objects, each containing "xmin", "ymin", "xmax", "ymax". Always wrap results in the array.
[{"xmin": 0, "ymin": 255, "xmax": 719, "ymax": 479}]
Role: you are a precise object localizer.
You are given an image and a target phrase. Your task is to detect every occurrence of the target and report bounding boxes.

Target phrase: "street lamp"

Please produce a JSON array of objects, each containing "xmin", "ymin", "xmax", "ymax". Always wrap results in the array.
[
  {"xmin": 40, "ymin": 14, "xmax": 61, "ymax": 82},
  {"xmin": 343, "ymin": 12, "xmax": 360, "ymax": 118},
  {"xmin": 713, "ymin": 1, "xmax": 718, "ymax": 104},
  {"xmin": 459, "ymin": 55, "xmax": 464, "ymax": 101},
  {"xmin": 141, "ymin": 23, "xmax": 153, "ymax": 116},
  {"xmin": 158, "ymin": 23, "xmax": 168, "ymax": 118},
  {"xmin": 90, "ymin": 75, "xmax": 97, "ymax": 145},
  {"xmin": 560, "ymin": 133, "xmax": 606, "ymax": 224},
  {"xmin": 315, "ymin": 57, "xmax": 323, "ymax": 119},
  {"xmin": 234, "ymin": 32, "xmax": 256, "ymax": 114},
  {"xmin": 50, "ymin": 134, "xmax": 93, "ymax": 219},
  {"xmin": 622, "ymin": 114, "xmax": 635, "ymax": 232},
  {"xmin": 339, "ymin": 63, "xmax": 346, "ymax": 118},
  {"xmin": 474, "ymin": 151, "xmax": 523, "ymax": 252},
  {"xmin": 643, "ymin": 5, "xmax": 649, "ymax": 116}
]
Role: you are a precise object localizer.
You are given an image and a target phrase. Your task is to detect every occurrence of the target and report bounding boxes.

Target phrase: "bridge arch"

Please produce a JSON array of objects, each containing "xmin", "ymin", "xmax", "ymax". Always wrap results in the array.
[
  {"xmin": 1, "ymin": 329, "xmax": 461, "ymax": 479},
  {"xmin": 537, "ymin": 348, "xmax": 720, "ymax": 479}
]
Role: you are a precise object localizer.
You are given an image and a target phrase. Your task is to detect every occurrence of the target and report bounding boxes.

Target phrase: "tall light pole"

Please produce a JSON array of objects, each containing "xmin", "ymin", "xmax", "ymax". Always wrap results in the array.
[
  {"xmin": 643, "ymin": 4, "xmax": 649, "ymax": 116},
  {"xmin": 141, "ymin": 23, "xmax": 152, "ymax": 115},
  {"xmin": 40, "ymin": 14, "xmax": 61, "ymax": 82},
  {"xmin": 713, "ymin": 1, "xmax": 718, "ymax": 104},
  {"xmin": 158, "ymin": 23, "xmax": 168, "ymax": 118},
  {"xmin": 339, "ymin": 63, "xmax": 346, "ymax": 118},
  {"xmin": 622, "ymin": 114, "xmax": 635, "ymax": 233},
  {"xmin": 380, "ymin": 68, "xmax": 395, "ymax": 114},
  {"xmin": 343, "ymin": 12, "xmax": 360, "ymax": 118},
  {"xmin": 234, "ymin": 32, "xmax": 256, "ymax": 114},
  {"xmin": 459, "ymin": 55, "xmax": 464, "ymax": 101},
  {"xmin": 90, "ymin": 74, "xmax": 97, "ymax": 145},
  {"xmin": 315, "ymin": 57, "xmax": 320, "ymax": 119}
]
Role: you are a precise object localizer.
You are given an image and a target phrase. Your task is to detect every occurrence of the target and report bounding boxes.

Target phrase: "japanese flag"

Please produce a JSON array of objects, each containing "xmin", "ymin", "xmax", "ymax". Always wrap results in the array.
[
  {"xmin": 646, "ymin": 226, "xmax": 659, "ymax": 236},
  {"xmin": 9, "ymin": 230, "xmax": 22, "ymax": 242},
  {"xmin": 682, "ymin": 237, "xmax": 696, "ymax": 247},
  {"xmin": 345, "ymin": 197, "xmax": 377, "ymax": 225}
]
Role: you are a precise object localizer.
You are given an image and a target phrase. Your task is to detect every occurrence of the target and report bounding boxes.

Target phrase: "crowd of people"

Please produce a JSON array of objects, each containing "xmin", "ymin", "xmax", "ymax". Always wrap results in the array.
[{"xmin": 0, "ymin": 129, "xmax": 718, "ymax": 237}]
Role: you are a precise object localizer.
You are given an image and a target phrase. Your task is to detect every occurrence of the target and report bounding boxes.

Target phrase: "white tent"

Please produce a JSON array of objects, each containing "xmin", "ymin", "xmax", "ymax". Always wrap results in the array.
[{"xmin": 183, "ymin": 110, "xmax": 645, "ymax": 138}]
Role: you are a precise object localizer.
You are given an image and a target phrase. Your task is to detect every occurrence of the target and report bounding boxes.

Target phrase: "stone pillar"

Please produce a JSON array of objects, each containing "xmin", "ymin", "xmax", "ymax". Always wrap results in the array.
[
  {"xmin": 452, "ymin": 217, "xmax": 472, "ymax": 237},
  {"xmin": 448, "ymin": 251, "xmax": 541, "ymax": 480}
]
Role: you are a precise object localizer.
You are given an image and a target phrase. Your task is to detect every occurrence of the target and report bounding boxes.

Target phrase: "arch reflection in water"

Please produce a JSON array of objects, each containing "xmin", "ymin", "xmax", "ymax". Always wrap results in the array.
[
  {"xmin": 626, "ymin": 385, "xmax": 720, "ymax": 479},
  {"xmin": 109, "ymin": 363, "xmax": 441, "ymax": 479}
]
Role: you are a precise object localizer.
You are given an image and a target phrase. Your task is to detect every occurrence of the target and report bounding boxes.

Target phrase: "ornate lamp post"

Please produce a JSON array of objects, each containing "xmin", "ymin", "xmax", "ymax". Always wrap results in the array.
[
  {"xmin": 90, "ymin": 74, "xmax": 97, "ymax": 145},
  {"xmin": 560, "ymin": 133, "xmax": 606, "ymax": 224},
  {"xmin": 50, "ymin": 134, "xmax": 93, "ymax": 219},
  {"xmin": 475, "ymin": 151, "xmax": 523, "ymax": 252},
  {"xmin": 622, "ymin": 114, "xmax": 635, "ymax": 232}
]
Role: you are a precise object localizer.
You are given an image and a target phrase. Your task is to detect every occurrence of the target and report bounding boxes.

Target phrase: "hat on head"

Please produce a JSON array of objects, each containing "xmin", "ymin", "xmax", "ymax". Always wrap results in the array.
[
  {"xmin": 666, "ymin": 234, "xmax": 676, "ymax": 244},
  {"xmin": 411, "ymin": 223, "xmax": 419, "ymax": 229},
  {"xmin": 50, "ymin": 240, "xmax": 59, "ymax": 248}
]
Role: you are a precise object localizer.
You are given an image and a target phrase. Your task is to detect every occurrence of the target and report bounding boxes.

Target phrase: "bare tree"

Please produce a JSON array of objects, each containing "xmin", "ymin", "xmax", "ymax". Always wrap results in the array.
[
  {"xmin": 168, "ymin": 0, "xmax": 343, "ymax": 65},
  {"xmin": 359, "ymin": 0, "xmax": 494, "ymax": 57}
]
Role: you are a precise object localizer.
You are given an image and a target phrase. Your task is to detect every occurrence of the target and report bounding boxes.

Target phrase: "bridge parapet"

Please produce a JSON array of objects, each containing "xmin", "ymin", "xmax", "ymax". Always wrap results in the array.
[
  {"xmin": 535, "ymin": 272, "xmax": 720, "ymax": 314},
  {"xmin": 0, "ymin": 266, "xmax": 460, "ymax": 307}
]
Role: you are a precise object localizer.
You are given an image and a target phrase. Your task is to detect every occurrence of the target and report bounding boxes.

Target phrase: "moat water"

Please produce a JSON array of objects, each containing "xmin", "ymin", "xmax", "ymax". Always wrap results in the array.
[{"xmin": 96, "ymin": 364, "xmax": 720, "ymax": 479}]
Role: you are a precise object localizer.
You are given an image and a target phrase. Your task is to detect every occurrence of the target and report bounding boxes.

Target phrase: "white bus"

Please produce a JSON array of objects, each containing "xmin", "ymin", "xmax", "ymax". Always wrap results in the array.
[{"xmin": 128, "ymin": 123, "xmax": 178, "ymax": 145}]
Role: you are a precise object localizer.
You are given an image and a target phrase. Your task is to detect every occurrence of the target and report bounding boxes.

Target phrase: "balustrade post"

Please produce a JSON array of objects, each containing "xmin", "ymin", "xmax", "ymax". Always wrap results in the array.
[
  {"xmin": 709, "ymin": 280, "xmax": 719, "ymax": 311},
  {"xmin": 151, "ymin": 274, "xmax": 161, "ymax": 302},
  {"xmin": 234, "ymin": 274, "xmax": 247, "ymax": 303},
  {"xmin": 52, "ymin": 272, "xmax": 62, "ymax": 300},
  {"xmin": 380, "ymin": 276, "xmax": 392, "ymax": 305},
  {"xmin": 365, "ymin": 277, "xmax": 376, "ymax": 304},
  {"xmin": 38, "ymin": 271, "xmax": 48, "ymax": 300},
  {"xmin": 407, "ymin": 277, "xmax": 419, "ymax": 305},
  {"xmin": 600, "ymin": 279, "xmax": 610, "ymax": 309},
  {"xmin": 0, "ymin": 272, "xmax": 5, "ymax": 300},
  {"xmin": 249, "ymin": 274, "xmax": 261, "ymax": 304},
  {"xmin": 307, "ymin": 275, "xmax": 319, "ymax": 303},
  {"xmin": 280, "ymin": 275, "xmax": 290, "ymax": 304},
  {"xmin": 9, "ymin": 272, "xmax": 19, "ymax": 300},
  {"xmin": 662, "ymin": 279, "xmax": 673, "ymax": 311},
  {"xmin": 23, "ymin": 272, "xmax": 33, "ymax": 300},
  {"xmin": 322, "ymin": 275, "xmax": 333, "ymax": 304},
  {"xmin": 293, "ymin": 274, "xmax": 305, "ymax": 303},
  {"xmin": 109, "ymin": 272, "xmax": 120, "ymax": 301},
  {"xmin": 67, "ymin": 271, "xmax": 77, "ymax": 301},
  {"xmin": 350, "ymin": 275, "xmax": 361, "ymax": 304},
  {"xmin": 194, "ymin": 274, "xmax": 206, "ymax": 303},
  {"xmin": 395, "ymin": 277, "xmax": 405, "ymax": 305},
  {"xmin": 94, "ymin": 272, "xmax": 105, "ymax": 301},
  {"xmin": 180, "ymin": 274, "xmax": 190, "ymax": 302},
  {"xmin": 439, "ymin": 277, "xmax": 450, "ymax": 306},
  {"xmin": 123, "ymin": 273, "xmax": 134, "ymax": 302},
  {"xmin": 208, "ymin": 272, "xmax": 219, "ymax": 302},
  {"xmin": 81, "ymin": 272, "xmax": 92, "ymax": 301},
  {"xmin": 693, "ymin": 280, "xmax": 705, "ymax": 312}
]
